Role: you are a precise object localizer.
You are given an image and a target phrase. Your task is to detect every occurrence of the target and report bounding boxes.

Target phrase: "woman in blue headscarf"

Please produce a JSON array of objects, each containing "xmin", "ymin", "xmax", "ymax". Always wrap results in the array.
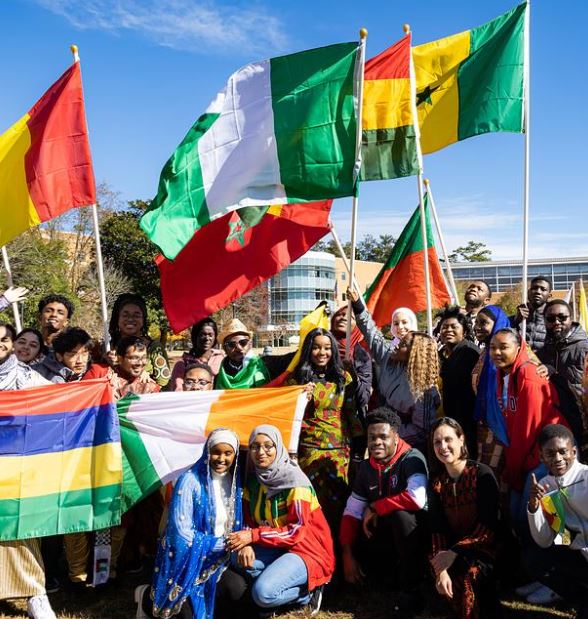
[{"xmin": 136, "ymin": 428, "xmax": 242, "ymax": 619}]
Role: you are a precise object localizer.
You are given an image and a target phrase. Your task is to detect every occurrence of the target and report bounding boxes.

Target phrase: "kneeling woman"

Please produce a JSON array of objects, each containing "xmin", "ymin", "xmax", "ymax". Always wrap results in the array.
[
  {"xmin": 143, "ymin": 428, "xmax": 243, "ymax": 619},
  {"xmin": 227, "ymin": 425, "xmax": 335, "ymax": 614}
]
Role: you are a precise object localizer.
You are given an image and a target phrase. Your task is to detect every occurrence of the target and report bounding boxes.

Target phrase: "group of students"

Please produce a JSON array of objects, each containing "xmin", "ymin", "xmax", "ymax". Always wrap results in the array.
[{"xmin": 0, "ymin": 274, "xmax": 587, "ymax": 619}]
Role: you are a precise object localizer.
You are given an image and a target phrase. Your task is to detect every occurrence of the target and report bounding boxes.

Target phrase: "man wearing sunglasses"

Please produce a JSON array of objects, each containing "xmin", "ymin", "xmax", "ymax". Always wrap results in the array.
[{"xmin": 214, "ymin": 318, "xmax": 270, "ymax": 390}]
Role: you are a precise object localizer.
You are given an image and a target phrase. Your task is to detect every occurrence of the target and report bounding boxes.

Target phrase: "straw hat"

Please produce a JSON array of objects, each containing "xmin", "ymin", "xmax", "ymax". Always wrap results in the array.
[{"xmin": 219, "ymin": 318, "xmax": 253, "ymax": 345}]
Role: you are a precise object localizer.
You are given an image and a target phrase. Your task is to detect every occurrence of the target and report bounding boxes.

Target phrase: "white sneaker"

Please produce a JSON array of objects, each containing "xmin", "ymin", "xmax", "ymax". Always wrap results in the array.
[
  {"xmin": 515, "ymin": 581, "xmax": 542, "ymax": 597},
  {"xmin": 27, "ymin": 595, "xmax": 57, "ymax": 619},
  {"xmin": 527, "ymin": 584, "xmax": 562, "ymax": 605},
  {"xmin": 134, "ymin": 584, "xmax": 151, "ymax": 619}
]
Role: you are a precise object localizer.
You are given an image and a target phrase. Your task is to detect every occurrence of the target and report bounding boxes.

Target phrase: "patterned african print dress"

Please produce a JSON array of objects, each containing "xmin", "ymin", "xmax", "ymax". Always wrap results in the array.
[{"xmin": 287, "ymin": 372, "xmax": 362, "ymax": 536}]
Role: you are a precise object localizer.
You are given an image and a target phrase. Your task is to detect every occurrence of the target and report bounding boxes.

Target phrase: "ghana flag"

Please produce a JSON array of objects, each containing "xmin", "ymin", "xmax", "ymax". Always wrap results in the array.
[
  {"xmin": 413, "ymin": 2, "xmax": 527, "ymax": 155},
  {"xmin": 0, "ymin": 60, "xmax": 96, "ymax": 247},
  {"xmin": 365, "ymin": 195, "xmax": 451, "ymax": 327},
  {"xmin": 361, "ymin": 33, "xmax": 420, "ymax": 181}
]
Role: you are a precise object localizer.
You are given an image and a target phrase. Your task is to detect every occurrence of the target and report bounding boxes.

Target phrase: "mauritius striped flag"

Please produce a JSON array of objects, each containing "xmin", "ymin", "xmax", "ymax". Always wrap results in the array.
[
  {"xmin": 0, "ymin": 379, "xmax": 121, "ymax": 542},
  {"xmin": 0, "ymin": 60, "xmax": 96, "ymax": 247},
  {"xmin": 365, "ymin": 196, "xmax": 451, "ymax": 327},
  {"xmin": 141, "ymin": 42, "xmax": 360, "ymax": 260},
  {"xmin": 413, "ymin": 2, "xmax": 526, "ymax": 155},
  {"xmin": 119, "ymin": 386, "xmax": 306, "ymax": 510}
]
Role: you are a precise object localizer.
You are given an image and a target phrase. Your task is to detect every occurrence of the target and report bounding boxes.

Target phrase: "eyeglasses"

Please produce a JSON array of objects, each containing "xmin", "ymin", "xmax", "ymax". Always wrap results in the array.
[
  {"xmin": 225, "ymin": 338, "xmax": 250, "ymax": 350},
  {"xmin": 184, "ymin": 378, "xmax": 212, "ymax": 388},
  {"xmin": 124, "ymin": 355, "xmax": 147, "ymax": 362},
  {"xmin": 545, "ymin": 314, "xmax": 570, "ymax": 324},
  {"xmin": 249, "ymin": 443, "xmax": 276, "ymax": 453}
]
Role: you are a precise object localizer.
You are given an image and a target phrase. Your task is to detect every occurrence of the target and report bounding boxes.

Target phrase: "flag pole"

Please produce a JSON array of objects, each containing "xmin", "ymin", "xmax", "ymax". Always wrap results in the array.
[
  {"xmin": 1, "ymin": 247, "xmax": 23, "ymax": 332},
  {"xmin": 406, "ymin": 25, "xmax": 433, "ymax": 335},
  {"xmin": 423, "ymin": 178, "xmax": 459, "ymax": 303},
  {"xmin": 572, "ymin": 281, "xmax": 577, "ymax": 322},
  {"xmin": 520, "ymin": 1, "xmax": 531, "ymax": 338},
  {"xmin": 345, "ymin": 28, "xmax": 367, "ymax": 359},
  {"xmin": 71, "ymin": 44, "xmax": 110, "ymax": 351},
  {"xmin": 330, "ymin": 222, "xmax": 361, "ymax": 293}
]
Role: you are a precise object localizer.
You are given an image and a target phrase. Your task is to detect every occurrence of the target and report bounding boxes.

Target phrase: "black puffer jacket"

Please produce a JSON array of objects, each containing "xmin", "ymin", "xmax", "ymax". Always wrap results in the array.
[
  {"xmin": 509, "ymin": 306, "xmax": 547, "ymax": 352},
  {"xmin": 538, "ymin": 323, "xmax": 588, "ymax": 399}
]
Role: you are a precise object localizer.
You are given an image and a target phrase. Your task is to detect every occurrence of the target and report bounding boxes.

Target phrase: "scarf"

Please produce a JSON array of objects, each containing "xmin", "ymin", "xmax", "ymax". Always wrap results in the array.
[
  {"xmin": 152, "ymin": 428, "xmax": 242, "ymax": 618},
  {"xmin": 215, "ymin": 354, "xmax": 270, "ymax": 390},
  {"xmin": 473, "ymin": 305, "xmax": 510, "ymax": 446},
  {"xmin": 0, "ymin": 354, "xmax": 32, "ymax": 391},
  {"xmin": 249, "ymin": 424, "xmax": 311, "ymax": 497}
]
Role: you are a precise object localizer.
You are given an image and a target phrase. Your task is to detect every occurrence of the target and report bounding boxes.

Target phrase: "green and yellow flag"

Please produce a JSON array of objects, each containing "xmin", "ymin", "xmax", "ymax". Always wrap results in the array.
[{"xmin": 413, "ymin": 2, "xmax": 527, "ymax": 154}]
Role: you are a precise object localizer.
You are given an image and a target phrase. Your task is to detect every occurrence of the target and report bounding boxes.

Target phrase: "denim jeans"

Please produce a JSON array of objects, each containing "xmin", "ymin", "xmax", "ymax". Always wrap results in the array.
[
  {"xmin": 236, "ymin": 545, "xmax": 310, "ymax": 608},
  {"xmin": 509, "ymin": 463, "xmax": 548, "ymax": 543}
]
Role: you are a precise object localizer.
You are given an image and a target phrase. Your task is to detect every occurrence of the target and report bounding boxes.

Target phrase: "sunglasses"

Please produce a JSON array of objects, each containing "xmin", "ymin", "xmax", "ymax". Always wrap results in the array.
[
  {"xmin": 225, "ymin": 338, "xmax": 250, "ymax": 350},
  {"xmin": 545, "ymin": 314, "xmax": 570, "ymax": 324}
]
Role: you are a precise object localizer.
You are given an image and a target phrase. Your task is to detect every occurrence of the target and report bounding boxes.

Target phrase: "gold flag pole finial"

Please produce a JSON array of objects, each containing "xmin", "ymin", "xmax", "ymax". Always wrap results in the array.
[
  {"xmin": 70, "ymin": 44, "xmax": 79, "ymax": 62},
  {"xmin": 359, "ymin": 28, "xmax": 368, "ymax": 40},
  {"xmin": 403, "ymin": 24, "xmax": 411, "ymax": 34}
]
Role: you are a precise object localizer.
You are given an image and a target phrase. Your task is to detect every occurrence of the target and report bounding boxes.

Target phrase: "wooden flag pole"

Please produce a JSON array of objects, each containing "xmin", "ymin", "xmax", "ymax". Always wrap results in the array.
[{"xmin": 1, "ymin": 247, "xmax": 23, "ymax": 332}]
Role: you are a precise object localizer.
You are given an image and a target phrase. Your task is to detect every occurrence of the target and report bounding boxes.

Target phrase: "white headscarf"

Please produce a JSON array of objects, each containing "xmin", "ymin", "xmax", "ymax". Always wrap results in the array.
[
  {"xmin": 207, "ymin": 428, "xmax": 239, "ymax": 454},
  {"xmin": 390, "ymin": 307, "xmax": 418, "ymax": 339}
]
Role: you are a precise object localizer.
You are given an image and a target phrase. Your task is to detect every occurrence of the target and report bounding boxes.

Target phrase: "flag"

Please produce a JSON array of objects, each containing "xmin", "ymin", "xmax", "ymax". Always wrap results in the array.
[
  {"xmin": 361, "ymin": 34, "xmax": 420, "ymax": 181},
  {"xmin": 365, "ymin": 196, "xmax": 452, "ymax": 327},
  {"xmin": 579, "ymin": 278, "xmax": 588, "ymax": 332},
  {"xmin": 157, "ymin": 201, "xmax": 332, "ymax": 333},
  {"xmin": 141, "ymin": 43, "xmax": 360, "ymax": 260},
  {"xmin": 0, "ymin": 379, "xmax": 121, "ymax": 541},
  {"xmin": 119, "ymin": 386, "xmax": 306, "ymax": 510},
  {"xmin": 413, "ymin": 2, "xmax": 526, "ymax": 154},
  {"xmin": 0, "ymin": 61, "xmax": 96, "ymax": 247},
  {"xmin": 540, "ymin": 489, "xmax": 567, "ymax": 536}
]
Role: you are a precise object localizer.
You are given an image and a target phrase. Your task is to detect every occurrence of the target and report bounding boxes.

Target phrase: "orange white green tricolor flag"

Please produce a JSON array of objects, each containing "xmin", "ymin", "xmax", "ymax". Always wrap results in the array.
[
  {"xmin": 365, "ymin": 195, "xmax": 451, "ymax": 327},
  {"xmin": 361, "ymin": 34, "xmax": 420, "ymax": 181},
  {"xmin": 0, "ymin": 61, "xmax": 96, "ymax": 247},
  {"xmin": 118, "ymin": 386, "xmax": 306, "ymax": 510}
]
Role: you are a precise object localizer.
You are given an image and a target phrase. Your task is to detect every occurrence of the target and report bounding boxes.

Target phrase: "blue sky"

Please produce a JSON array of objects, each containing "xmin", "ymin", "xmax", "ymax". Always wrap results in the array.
[{"xmin": 1, "ymin": 0, "xmax": 586, "ymax": 260}]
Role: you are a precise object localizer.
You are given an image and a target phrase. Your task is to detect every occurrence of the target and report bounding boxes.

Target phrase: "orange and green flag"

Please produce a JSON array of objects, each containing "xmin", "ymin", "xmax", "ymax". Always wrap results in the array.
[
  {"xmin": 0, "ymin": 60, "xmax": 96, "ymax": 247},
  {"xmin": 413, "ymin": 2, "xmax": 527, "ymax": 154},
  {"xmin": 365, "ymin": 196, "xmax": 451, "ymax": 327},
  {"xmin": 361, "ymin": 33, "xmax": 419, "ymax": 181}
]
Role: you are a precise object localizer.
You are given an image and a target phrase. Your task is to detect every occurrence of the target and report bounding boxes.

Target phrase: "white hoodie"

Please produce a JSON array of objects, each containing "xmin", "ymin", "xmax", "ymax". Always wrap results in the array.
[{"xmin": 527, "ymin": 459, "xmax": 588, "ymax": 562}]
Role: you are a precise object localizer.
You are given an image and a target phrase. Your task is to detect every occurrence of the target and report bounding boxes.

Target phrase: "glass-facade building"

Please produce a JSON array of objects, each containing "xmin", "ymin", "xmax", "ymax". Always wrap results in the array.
[
  {"xmin": 269, "ymin": 251, "xmax": 336, "ymax": 325},
  {"xmin": 451, "ymin": 257, "xmax": 588, "ymax": 292}
]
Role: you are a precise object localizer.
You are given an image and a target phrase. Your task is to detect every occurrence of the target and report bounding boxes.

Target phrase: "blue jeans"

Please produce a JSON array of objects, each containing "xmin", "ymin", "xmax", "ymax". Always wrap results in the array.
[
  {"xmin": 510, "ymin": 463, "xmax": 547, "ymax": 543},
  {"xmin": 236, "ymin": 545, "xmax": 310, "ymax": 608}
]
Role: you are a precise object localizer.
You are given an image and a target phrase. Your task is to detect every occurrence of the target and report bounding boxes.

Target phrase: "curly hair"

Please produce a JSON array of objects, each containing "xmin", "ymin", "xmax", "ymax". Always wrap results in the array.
[
  {"xmin": 435, "ymin": 305, "xmax": 472, "ymax": 341},
  {"xmin": 405, "ymin": 331, "xmax": 440, "ymax": 400}
]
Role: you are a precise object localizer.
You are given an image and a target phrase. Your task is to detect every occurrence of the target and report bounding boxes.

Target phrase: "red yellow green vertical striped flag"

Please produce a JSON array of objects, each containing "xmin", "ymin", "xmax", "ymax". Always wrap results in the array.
[{"xmin": 0, "ymin": 60, "xmax": 96, "ymax": 247}]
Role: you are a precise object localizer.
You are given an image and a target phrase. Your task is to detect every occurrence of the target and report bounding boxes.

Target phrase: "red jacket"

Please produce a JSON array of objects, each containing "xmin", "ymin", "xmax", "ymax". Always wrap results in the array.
[{"xmin": 496, "ymin": 345, "xmax": 569, "ymax": 491}]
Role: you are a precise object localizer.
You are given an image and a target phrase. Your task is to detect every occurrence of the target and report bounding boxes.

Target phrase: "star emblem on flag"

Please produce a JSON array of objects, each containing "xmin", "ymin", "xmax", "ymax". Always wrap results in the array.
[
  {"xmin": 226, "ymin": 219, "xmax": 247, "ymax": 246},
  {"xmin": 416, "ymin": 84, "xmax": 440, "ymax": 107}
]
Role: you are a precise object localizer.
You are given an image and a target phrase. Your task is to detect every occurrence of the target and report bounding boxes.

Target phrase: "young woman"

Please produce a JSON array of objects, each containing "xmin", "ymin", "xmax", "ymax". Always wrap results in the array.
[
  {"xmin": 109, "ymin": 293, "xmax": 171, "ymax": 388},
  {"xmin": 390, "ymin": 307, "xmax": 418, "ymax": 349},
  {"xmin": 348, "ymin": 288, "xmax": 440, "ymax": 454},
  {"xmin": 137, "ymin": 428, "xmax": 243, "ymax": 619},
  {"xmin": 171, "ymin": 318, "xmax": 225, "ymax": 391},
  {"xmin": 437, "ymin": 307, "xmax": 480, "ymax": 457},
  {"xmin": 428, "ymin": 418, "xmax": 499, "ymax": 619},
  {"xmin": 0, "ymin": 323, "xmax": 55, "ymax": 619},
  {"xmin": 227, "ymin": 425, "xmax": 334, "ymax": 614},
  {"xmin": 286, "ymin": 328, "xmax": 362, "ymax": 535},
  {"xmin": 14, "ymin": 328, "xmax": 46, "ymax": 365}
]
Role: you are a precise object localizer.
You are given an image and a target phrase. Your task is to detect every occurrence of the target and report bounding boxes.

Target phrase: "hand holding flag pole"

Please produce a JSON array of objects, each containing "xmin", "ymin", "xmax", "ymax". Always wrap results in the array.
[{"xmin": 0, "ymin": 248, "xmax": 24, "ymax": 331}]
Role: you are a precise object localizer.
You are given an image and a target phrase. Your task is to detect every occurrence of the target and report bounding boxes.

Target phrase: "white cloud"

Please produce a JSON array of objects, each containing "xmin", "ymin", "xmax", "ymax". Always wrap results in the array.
[{"xmin": 34, "ymin": 0, "xmax": 289, "ymax": 56}]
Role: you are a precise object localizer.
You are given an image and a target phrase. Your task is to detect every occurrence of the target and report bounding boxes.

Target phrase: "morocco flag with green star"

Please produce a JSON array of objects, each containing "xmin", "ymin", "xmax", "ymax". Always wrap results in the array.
[
  {"xmin": 156, "ymin": 201, "xmax": 332, "ymax": 332},
  {"xmin": 365, "ymin": 196, "xmax": 451, "ymax": 327}
]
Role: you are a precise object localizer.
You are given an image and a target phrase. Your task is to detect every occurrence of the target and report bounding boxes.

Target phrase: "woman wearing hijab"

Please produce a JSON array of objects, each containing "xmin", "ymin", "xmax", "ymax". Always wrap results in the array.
[
  {"xmin": 390, "ymin": 307, "xmax": 418, "ymax": 350},
  {"xmin": 227, "ymin": 425, "xmax": 335, "ymax": 615},
  {"xmin": 137, "ymin": 428, "xmax": 243, "ymax": 619}
]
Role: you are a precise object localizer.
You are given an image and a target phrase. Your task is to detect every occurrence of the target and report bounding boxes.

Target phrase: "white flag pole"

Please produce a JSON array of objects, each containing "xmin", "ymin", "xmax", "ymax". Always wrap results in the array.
[
  {"xmin": 330, "ymin": 222, "xmax": 361, "ymax": 293},
  {"xmin": 1, "ymin": 247, "xmax": 23, "ymax": 332},
  {"xmin": 406, "ymin": 25, "xmax": 433, "ymax": 335},
  {"xmin": 345, "ymin": 28, "xmax": 367, "ymax": 359},
  {"xmin": 423, "ymin": 178, "xmax": 459, "ymax": 303},
  {"xmin": 71, "ymin": 44, "xmax": 110, "ymax": 351},
  {"xmin": 520, "ymin": 1, "xmax": 531, "ymax": 338}
]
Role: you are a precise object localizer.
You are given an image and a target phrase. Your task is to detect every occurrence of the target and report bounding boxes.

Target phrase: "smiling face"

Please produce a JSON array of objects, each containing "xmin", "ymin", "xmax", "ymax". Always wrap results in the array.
[
  {"xmin": 118, "ymin": 345, "xmax": 148, "ymax": 379},
  {"xmin": 0, "ymin": 326, "xmax": 14, "ymax": 364},
  {"xmin": 540, "ymin": 436, "xmax": 576, "ymax": 477},
  {"xmin": 249, "ymin": 433, "xmax": 277, "ymax": 470},
  {"xmin": 392, "ymin": 311, "xmax": 413, "ymax": 339},
  {"xmin": 40, "ymin": 302, "xmax": 69, "ymax": 334},
  {"xmin": 529, "ymin": 280, "xmax": 551, "ymax": 309},
  {"xmin": 196, "ymin": 325, "xmax": 216, "ymax": 353},
  {"xmin": 331, "ymin": 307, "xmax": 355, "ymax": 337},
  {"xmin": 14, "ymin": 332, "xmax": 42, "ymax": 364},
  {"xmin": 209, "ymin": 442, "xmax": 236, "ymax": 475},
  {"xmin": 56, "ymin": 344, "xmax": 90, "ymax": 376},
  {"xmin": 545, "ymin": 303, "xmax": 572, "ymax": 341},
  {"xmin": 440, "ymin": 317, "xmax": 464, "ymax": 348},
  {"xmin": 118, "ymin": 303, "xmax": 144, "ymax": 337},
  {"xmin": 489, "ymin": 332, "xmax": 520, "ymax": 371},
  {"xmin": 432, "ymin": 424, "xmax": 465, "ymax": 468},
  {"xmin": 474, "ymin": 311, "xmax": 495, "ymax": 344},
  {"xmin": 367, "ymin": 422, "xmax": 398, "ymax": 463},
  {"xmin": 310, "ymin": 334, "xmax": 332, "ymax": 370}
]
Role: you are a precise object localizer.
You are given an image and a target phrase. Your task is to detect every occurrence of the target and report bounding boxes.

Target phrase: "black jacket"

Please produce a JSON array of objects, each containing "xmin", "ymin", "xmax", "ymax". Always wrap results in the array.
[{"xmin": 509, "ymin": 305, "xmax": 547, "ymax": 352}]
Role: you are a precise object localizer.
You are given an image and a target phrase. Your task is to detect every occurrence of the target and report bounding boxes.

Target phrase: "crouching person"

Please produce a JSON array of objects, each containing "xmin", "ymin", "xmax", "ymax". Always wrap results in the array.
[
  {"xmin": 227, "ymin": 425, "xmax": 334, "ymax": 615},
  {"xmin": 524, "ymin": 424, "xmax": 588, "ymax": 616},
  {"xmin": 339, "ymin": 407, "xmax": 428, "ymax": 610}
]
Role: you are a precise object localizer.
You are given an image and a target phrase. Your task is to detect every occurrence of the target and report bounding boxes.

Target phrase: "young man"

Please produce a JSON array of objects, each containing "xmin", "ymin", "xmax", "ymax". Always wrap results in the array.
[
  {"xmin": 510, "ymin": 276, "xmax": 552, "ymax": 352},
  {"xmin": 525, "ymin": 424, "xmax": 588, "ymax": 614},
  {"xmin": 463, "ymin": 280, "xmax": 492, "ymax": 343},
  {"xmin": 182, "ymin": 362, "xmax": 215, "ymax": 392},
  {"xmin": 113, "ymin": 336, "xmax": 160, "ymax": 397},
  {"xmin": 340, "ymin": 407, "xmax": 428, "ymax": 611},
  {"xmin": 33, "ymin": 327, "xmax": 91, "ymax": 383},
  {"xmin": 37, "ymin": 294, "xmax": 74, "ymax": 348}
]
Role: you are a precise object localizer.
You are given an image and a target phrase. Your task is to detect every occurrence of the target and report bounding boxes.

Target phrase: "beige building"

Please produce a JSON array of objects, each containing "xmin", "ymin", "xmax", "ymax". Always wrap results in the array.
[{"xmin": 333, "ymin": 257, "xmax": 383, "ymax": 306}]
